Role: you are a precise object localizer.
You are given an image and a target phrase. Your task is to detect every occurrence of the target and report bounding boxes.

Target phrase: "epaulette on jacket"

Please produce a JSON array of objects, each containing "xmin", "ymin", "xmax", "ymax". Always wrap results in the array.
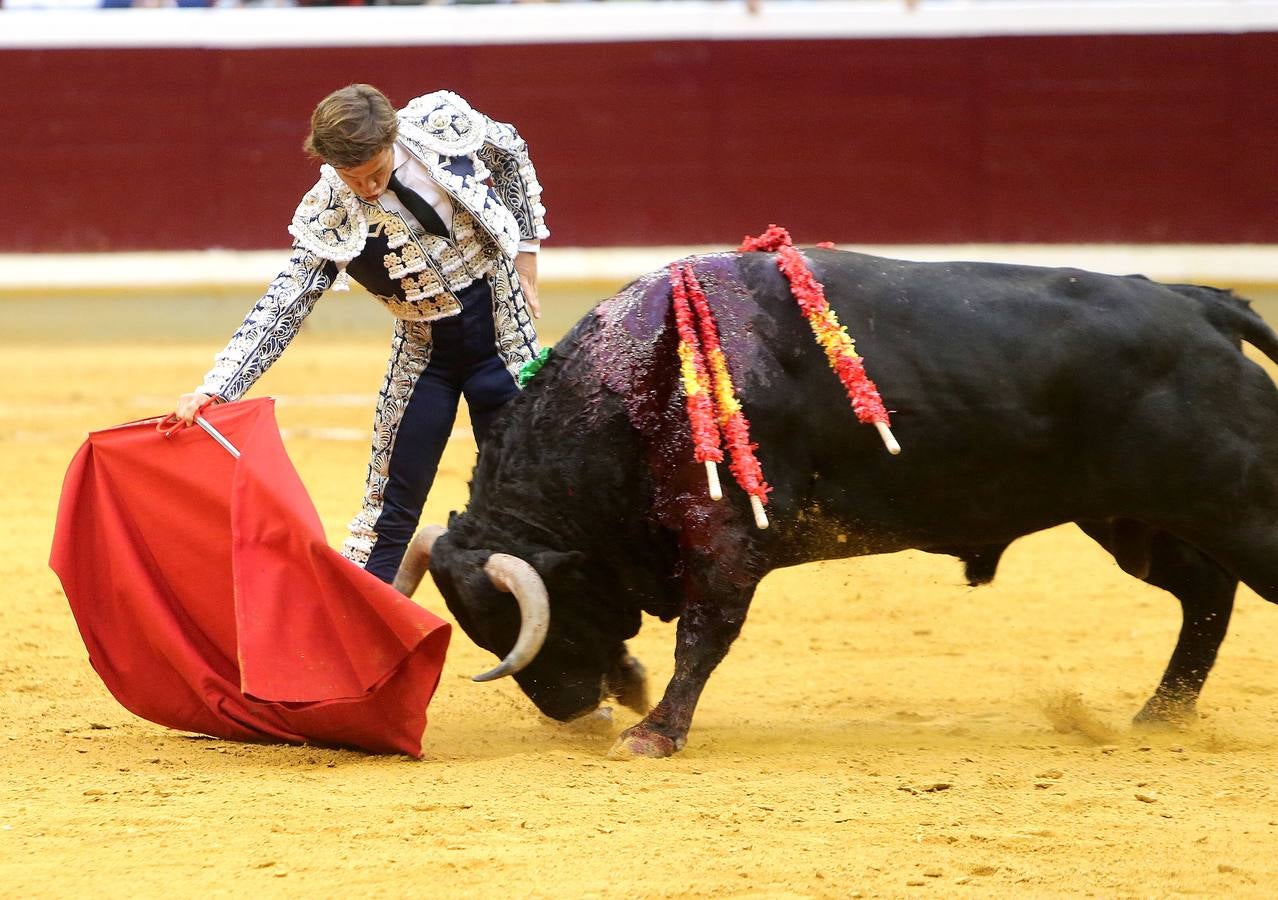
[
  {"xmin": 288, "ymin": 166, "xmax": 369, "ymax": 264},
  {"xmin": 397, "ymin": 90, "xmax": 487, "ymax": 157}
]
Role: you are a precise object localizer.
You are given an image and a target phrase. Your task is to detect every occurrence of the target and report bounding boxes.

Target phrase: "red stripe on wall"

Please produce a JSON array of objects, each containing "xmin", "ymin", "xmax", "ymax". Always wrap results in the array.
[{"xmin": 3, "ymin": 33, "xmax": 1275, "ymax": 252}]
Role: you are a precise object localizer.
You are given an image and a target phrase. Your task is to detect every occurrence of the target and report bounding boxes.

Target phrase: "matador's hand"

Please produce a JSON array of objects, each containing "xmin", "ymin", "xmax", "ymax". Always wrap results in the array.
[
  {"xmin": 175, "ymin": 392, "xmax": 214, "ymax": 426},
  {"xmin": 514, "ymin": 251, "xmax": 540, "ymax": 319}
]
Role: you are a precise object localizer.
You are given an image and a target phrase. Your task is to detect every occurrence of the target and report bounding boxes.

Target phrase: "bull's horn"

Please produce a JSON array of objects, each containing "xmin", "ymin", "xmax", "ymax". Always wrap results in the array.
[
  {"xmin": 392, "ymin": 525, "xmax": 446, "ymax": 597},
  {"xmin": 473, "ymin": 553, "xmax": 550, "ymax": 682}
]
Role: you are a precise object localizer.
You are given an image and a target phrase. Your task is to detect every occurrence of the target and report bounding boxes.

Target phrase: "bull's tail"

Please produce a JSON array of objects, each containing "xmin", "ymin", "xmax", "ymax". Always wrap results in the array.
[{"xmin": 1159, "ymin": 281, "xmax": 1278, "ymax": 365}]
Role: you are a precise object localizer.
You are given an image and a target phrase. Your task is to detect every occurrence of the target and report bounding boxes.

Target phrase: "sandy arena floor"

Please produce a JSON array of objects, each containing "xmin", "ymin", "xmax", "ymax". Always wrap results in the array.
[{"xmin": 5, "ymin": 309, "xmax": 1278, "ymax": 897}]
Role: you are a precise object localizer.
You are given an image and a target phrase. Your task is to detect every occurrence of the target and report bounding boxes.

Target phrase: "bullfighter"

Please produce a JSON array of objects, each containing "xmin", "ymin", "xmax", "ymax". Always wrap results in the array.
[{"xmin": 175, "ymin": 83, "xmax": 549, "ymax": 582}]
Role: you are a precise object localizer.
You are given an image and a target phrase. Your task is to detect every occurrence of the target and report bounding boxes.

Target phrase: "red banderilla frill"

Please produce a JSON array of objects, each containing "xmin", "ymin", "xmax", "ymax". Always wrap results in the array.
[
  {"xmin": 740, "ymin": 225, "xmax": 901, "ymax": 455},
  {"xmin": 670, "ymin": 264, "xmax": 771, "ymax": 529},
  {"xmin": 670, "ymin": 263, "xmax": 724, "ymax": 500}
]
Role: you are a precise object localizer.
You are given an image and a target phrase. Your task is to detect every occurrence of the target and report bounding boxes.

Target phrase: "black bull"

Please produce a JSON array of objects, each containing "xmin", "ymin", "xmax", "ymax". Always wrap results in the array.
[{"xmin": 395, "ymin": 248, "xmax": 1278, "ymax": 759}]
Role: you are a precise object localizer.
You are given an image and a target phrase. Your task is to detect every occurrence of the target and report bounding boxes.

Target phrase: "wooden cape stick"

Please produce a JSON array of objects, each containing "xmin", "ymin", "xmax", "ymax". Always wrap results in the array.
[{"xmin": 195, "ymin": 416, "xmax": 241, "ymax": 459}]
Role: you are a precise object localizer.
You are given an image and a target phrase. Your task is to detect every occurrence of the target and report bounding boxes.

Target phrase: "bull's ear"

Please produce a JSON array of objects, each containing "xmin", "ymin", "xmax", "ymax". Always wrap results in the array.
[
  {"xmin": 530, "ymin": 549, "xmax": 586, "ymax": 580},
  {"xmin": 447, "ymin": 510, "xmax": 462, "ymax": 529}
]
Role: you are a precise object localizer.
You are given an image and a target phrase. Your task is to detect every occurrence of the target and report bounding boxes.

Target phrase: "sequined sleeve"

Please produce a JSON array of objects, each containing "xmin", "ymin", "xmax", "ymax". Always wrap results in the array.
[
  {"xmin": 197, "ymin": 243, "xmax": 339, "ymax": 402},
  {"xmin": 476, "ymin": 116, "xmax": 550, "ymax": 244}
]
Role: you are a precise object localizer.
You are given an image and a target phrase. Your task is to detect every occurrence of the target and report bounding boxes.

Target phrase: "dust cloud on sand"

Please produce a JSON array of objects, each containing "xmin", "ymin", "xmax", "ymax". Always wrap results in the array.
[
  {"xmin": 5, "ymin": 331, "xmax": 1278, "ymax": 897},
  {"xmin": 1039, "ymin": 690, "xmax": 1122, "ymax": 745}
]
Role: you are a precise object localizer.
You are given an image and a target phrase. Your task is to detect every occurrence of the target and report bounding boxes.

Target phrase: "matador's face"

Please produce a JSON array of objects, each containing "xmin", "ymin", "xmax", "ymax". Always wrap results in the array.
[{"xmin": 333, "ymin": 145, "xmax": 395, "ymax": 204}]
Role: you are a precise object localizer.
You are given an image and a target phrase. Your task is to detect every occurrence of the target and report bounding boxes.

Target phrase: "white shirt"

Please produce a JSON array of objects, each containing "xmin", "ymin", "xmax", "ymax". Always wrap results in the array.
[{"xmin": 382, "ymin": 142, "xmax": 539, "ymax": 254}]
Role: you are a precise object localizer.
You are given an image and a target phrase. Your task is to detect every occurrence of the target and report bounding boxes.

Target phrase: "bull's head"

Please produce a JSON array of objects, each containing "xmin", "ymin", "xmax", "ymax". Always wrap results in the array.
[{"xmin": 395, "ymin": 526, "xmax": 649, "ymax": 722}]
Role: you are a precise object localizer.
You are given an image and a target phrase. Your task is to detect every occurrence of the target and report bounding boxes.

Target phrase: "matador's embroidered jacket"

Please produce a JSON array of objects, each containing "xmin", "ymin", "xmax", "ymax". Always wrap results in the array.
[{"xmin": 198, "ymin": 90, "xmax": 549, "ymax": 402}]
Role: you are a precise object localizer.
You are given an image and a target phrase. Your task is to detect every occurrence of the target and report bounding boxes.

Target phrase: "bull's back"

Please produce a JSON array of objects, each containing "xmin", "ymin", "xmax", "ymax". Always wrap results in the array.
[{"xmin": 726, "ymin": 250, "xmax": 1278, "ymax": 556}]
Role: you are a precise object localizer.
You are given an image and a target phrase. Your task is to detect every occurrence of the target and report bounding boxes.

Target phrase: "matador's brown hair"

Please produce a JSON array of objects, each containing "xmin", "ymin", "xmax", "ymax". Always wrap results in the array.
[{"xmin": 303, "ymin": 84, "xmax": 399, "ymax": 168}]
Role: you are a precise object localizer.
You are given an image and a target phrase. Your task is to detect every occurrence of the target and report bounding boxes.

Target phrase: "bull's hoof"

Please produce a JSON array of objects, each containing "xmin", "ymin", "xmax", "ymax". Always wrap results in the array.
[
  {"xmin": 606, "ymin": 727, "xmax": 678, "ymax": 760},
  {"xmin": 1133, "ymin": 695, "xmax": 1197, "ymax": 728}
]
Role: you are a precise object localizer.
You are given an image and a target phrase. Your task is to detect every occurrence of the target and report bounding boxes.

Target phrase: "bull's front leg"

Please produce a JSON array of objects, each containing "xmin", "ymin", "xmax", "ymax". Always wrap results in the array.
[{"xmin": 608, "ymin": 582, "xmax": 756, "ymax": 760}]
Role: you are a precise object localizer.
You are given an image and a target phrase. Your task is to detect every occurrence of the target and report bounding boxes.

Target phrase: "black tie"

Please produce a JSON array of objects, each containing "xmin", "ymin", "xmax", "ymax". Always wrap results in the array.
[{"xmin": 386, "ymin": 171, "xmax": 450, "ymax": 239}]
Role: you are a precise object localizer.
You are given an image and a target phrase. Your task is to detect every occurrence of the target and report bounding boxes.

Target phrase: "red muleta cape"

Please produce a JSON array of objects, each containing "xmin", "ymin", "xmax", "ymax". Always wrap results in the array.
[{"xmin": 49, "ymin": 398, "xmax": 450, "ymax": 757}]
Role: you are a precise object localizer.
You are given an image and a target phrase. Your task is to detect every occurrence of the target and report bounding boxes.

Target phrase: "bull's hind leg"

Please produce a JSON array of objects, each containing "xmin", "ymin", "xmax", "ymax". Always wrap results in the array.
[
  {"xmin": 1078, "ymin": 520, "xmax": 1236, "ymax": 723},
  {"xmin": 608, "ymin": 579, "xmax": 757, "ymax": 760}
]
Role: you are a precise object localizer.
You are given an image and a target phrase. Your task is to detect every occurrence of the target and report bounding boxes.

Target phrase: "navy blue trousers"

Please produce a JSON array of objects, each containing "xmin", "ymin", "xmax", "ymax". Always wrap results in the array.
[{"xmin": 363, "ymin": 278, "xmax": 519, "ymax": 582}]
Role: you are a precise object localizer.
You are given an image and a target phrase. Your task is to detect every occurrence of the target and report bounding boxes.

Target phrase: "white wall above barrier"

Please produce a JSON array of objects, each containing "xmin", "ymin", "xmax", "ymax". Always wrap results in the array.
[
  {"xmin": 2, "ymin": 245, "xmax": 1277, "ymax": 295},
  {"xmin": 1, "ymin": 0, "xmax": 1277, "ymax": 49}
]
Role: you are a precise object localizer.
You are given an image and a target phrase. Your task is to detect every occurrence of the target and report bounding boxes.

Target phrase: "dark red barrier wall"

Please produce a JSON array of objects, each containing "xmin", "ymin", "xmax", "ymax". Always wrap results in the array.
[{"xmin": 4, "ymin": 33, "xmax": 1276, "ymax": 251}]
